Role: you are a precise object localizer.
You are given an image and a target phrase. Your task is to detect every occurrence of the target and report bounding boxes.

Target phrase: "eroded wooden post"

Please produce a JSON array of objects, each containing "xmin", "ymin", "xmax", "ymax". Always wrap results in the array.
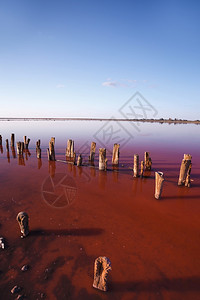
[
  {"xmin": 133, "ymin": 154, "xmax": 139, "ymax": 177},
  {"xmin": 47, "ymin": 138, "xmax": 56, "ymax": 161},
  {"xmin": 178, "ymin": 154, "xmax": 192, "ymax": 186},
  {"xmin": 155, "ymin": 172, "xmax": 164, "ymax": 199},
  {"xmin": 77, "ymin": 154, "xmax": 82, "ymax": 166},
  {"xmin": 0, "ymin": 135, "xmax": 2, "ymax": 146},
  {"xmin": 93, "ymin": 256, "xmax": 111, "ymax": 291},
  {"xmin": 140, "ymin": 161, "xmax": 144, "ymax": 178},
  {"xmin": 36, "ymin": 140, "xmax": 41, "ymax": 159},
  {"xmin": 16, "ymin": 142, "xmax": 22, "ymax": 155},
  {"xmin": 99, "ymin": 148, "xmax": 107, "ymax": 171},
  {"xmin": 112, "ymin": 143, "xmax": 120, "ymax": 165},
  {"xmin": 144, "ymin": 152, "xmax": 152, "ymax": 170},
  {"xmin": 89, "ymin": 142, "xmax": 96, "ymax": 162},
  {"xmin": 6, "ymin": 139, "xmax": 9, "ymax": 152},
  {"xmin": 66, "ymin": 139, "xmax": 75, "ymax": 158},
  {"xmin": 16, "ymin": 212, "xmax": 29, "ymax": 238},
  {"xmin": 24, "ymin": 136, "xmax": 30, "ymax": 150},
  {"xmin": 11, "ymin": 133, "xmax": 15, "ymax": 148}
]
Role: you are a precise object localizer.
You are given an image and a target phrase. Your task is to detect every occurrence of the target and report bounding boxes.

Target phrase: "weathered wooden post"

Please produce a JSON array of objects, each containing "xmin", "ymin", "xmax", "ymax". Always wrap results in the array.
[
  {"xmin": 185, "ymin": 163, "xmax": 192, "ymax": 187},
  {"xmin": 47, "ymin": 138, "xmax": 56, "ymax": 161},
  {"xmin": 36, "ymin": 140, "xmax": 41, "ymax": 159},
  {"xmin": 16, "ymin": 142, "xmax": 22, "ymax": 155},
  {"xmin": 89, "ymin": 142, "xmax": 96, "ymax": 162},
  {"xmin": 93, "ymin": 256, "xmax": 111, "ymax": 291},
  {"xmin": 77, "ymin": 154, "xmax": 82, "ymax": 166},
  {"xmin": 0, "ymin": 135, "xmax": 2, "ymax": 146},
  {"xmin": 155, "ymin": 172, "xmax": 164, "ymax": 199},
  {"xmin": 11, "ymin": 133, "xmax": 15, "ymax": 148},
  {"xmin": 24, "ymin": 136, "xmax": 30, "ymax": 150},
  {"xmin": 133, "ymin": 154, "xmax": 139, "ymax": 177},
  {"xmin": 99, "ymin": 148, "xmax": 107, "ymax": 171},
  {"xmin": 140, "ymin": 161, "xmax": 144, "ymax": 178},
  {"xmin": 16, "ymin": 212, "xmax": 29, "ymax": 238},
  {"xmin": 6, "ymin": 139, "xmax": 9, "ymax": 152},
  {"xmin": 112, "ymin": 143, "xmax": 120, "ymax": 165},
  {"xmin": 144, "ymin": 152, "xmax": 152, "ymax": 170},
  {"xmin": 178, "ymin": 154, "xmax": 192, "ymax": 186},
  {"xmin": 66, "ymin": 139, "xmax": 75, "ymax": 158}
]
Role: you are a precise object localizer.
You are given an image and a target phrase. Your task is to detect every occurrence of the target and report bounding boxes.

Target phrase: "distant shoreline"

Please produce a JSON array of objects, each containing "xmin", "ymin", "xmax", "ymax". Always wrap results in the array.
[{"xmin": 0, "ymin": 117, "xmax": 199, "ymax": 124}]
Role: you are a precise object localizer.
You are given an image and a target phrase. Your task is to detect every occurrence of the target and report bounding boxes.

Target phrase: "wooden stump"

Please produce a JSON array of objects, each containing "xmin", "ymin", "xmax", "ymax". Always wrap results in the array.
[
  {"xmin": 89, "ymin": 142, "xmax": 96, "ymax": 162},
  {"xmin": 99, "ymin": 148, "xmax": 107, "ymax": 171},
  {"xmin": 47, "ymin": 139, "xmax": 56, "ymax": 161},
  {"xmin": 36, "ymin": 140, "xmax": 41, "ymax": 159},
  {"xmin": 6, "ymin": 139, "xmax": 9, "ymax": 152},
  {"xmin": 144, "ymin": 152, "xmax": 152, "ymax": 170},
  {"xmin": 93, "ymin": 256, "xmax": 111, "ymax": 292},
  {"xmin": 112, "ymin": 143, "xmax": 120, "ymax": 165},
  {"xmin": 178, "ymin": 154, "xmax": 192, "ymax": 186},
  {"xmin": 133, "ymin": 154, "xmax": 139, "ymax": 177},
  {"xmin": 77, "ymin": 154, "xmax": 82, "ymax": 166},
  {"xmin": 0, "ymin": 135, "xmax": 2, "ymax": 146},
  {"xmin": 155, "ymin": 172, "xmax": 164, "ymax": 199},
  {"xmin": 11, "ymin": 133, "xmax": 15, "ymax": 148},
  {"xmin": 16, "ymin": 212, "xmax": 29, "ymax": 238},
  {"xmin": 16, "ymin": 142, "xmax": 24, "ymax": 155},
  {"xmin": 24, "ymin": 136, "xmax": 30, "ymax": 150},
  {"xmin": 140, "ymin": 161, "xmax": 144, "ymax": 178}
]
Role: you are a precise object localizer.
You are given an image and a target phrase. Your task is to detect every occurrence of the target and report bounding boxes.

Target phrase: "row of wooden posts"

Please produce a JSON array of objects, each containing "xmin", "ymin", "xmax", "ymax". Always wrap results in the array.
[{"xmin": 0, "ymin": 134, "xmax": 192, "ymax": 199}]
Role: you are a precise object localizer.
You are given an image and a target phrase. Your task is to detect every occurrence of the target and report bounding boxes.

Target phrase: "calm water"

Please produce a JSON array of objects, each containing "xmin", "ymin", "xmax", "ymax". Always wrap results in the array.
[{"xmin": 0, "ymin": 121, "xmax": 200, "ymax": 300}]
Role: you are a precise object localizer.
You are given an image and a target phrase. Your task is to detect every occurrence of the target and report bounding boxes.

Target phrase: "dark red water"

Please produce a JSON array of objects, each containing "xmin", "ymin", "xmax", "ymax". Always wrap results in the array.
[{"xmin": 0, "ymin": 129, "xmax": 200, "ymax": 299}]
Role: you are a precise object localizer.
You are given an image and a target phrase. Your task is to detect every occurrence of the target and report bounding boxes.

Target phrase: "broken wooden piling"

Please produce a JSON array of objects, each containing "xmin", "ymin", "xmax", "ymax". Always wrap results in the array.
[
  {"xmin": 77, "ymin": 154, "xmax": 82, "ymax": 166},
  {"xmin": 133, "ymin": 154, "xmax": 139, "ymax": 177},
  {"xmin": 16, "ymin": 212, "xmax": 29, "ymax": 238},
  {"xmin": 155, "ymin": 172, "xmax": 164, "ymax": 199},
  {"xmin": 24, "ymin": 136, "xmax": 30, "ymax": 150},
  {"xmin": 93, "ymin": 256, "xmax": 111, "ymax": 292},
  {"xmin": 66, "ymin": 139, "xmax": 75, "ymax": 158},
  {"xmin": 140, "ymin": 160, "xmax": 144, "ymax": 178},
  {"xmin": 36, "ymin": 140, "xmax": 41, "ymax": 159},
  {"xmin": 0, "ymin": 135, "xmax": 2, "ymax": 147},
  {"xmin": 47, "ymin": 138, "xmax": 56, "ymax": 161},
  {"xmin": 178, "ymin": 154, "xmax": 192, "ymax": 186},
  {"xmin": 99, "ymin": 148, "xmax": 107, "ymax": 171},
  {"xmin": 11, "ymin": 133, "xmax": 15, "ymax": 148},
  {"xmin": 16, "ymin": 142, "xmax": 24, "ymax": 155},
  {"xmin": 112, "ymin": 143, "xmax": 120, "ymax": 165},
  {"xmin": 6, "ymin": 139, "xmax": 9, "ymax": 152},
  {"xmin": 144, "ymin": 152, "xmax": 152, "ymax": 170},
  {"xmin": 89, "ymin": 142, "xmax": 96, "ymax": 162}
]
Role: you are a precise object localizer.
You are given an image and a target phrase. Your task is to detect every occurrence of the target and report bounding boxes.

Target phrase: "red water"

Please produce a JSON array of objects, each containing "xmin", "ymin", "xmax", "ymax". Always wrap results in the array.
[{"xmin": 0, "ymin": 144, "xmax": 200, "ymax": 300}]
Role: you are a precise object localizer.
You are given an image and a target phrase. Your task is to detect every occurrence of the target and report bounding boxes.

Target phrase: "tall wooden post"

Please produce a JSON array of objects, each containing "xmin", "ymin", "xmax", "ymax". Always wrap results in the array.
[
  {"xmin": 112, "ymin": 143, "xmax": 120, "ymax": 165},
  {"xmin": 144, "ymin": 152, "xmax": 152, "ymax": 170},
  {"xmin": 133, "ymin": 154, "xmax": 139, "ymax": 177},
  {"xmin": 66, "ymin": 139, "xmax": 75, "ymax": 158},
  {"xmin": 47, "ymin": 138, "xmax": 56, "ymax": 161},
  {"xmin": 36, "ymin": 140, "xmax": 41, "ymax": 159},
  {"xmin": 11, "ymin": 133, "xmax": 15, "ymax": 148},
  {"xmin": 24, "ymin": 136, "xmax": 30, "ymax": 150},
  {"xmin": 155, "ymin": 172, "xmax": 164, "ymax": 199},
  {"xmin": 89, "ymin": 142, "xmax": 96, "ymax": 162},
  {"xmin": 99, "ymin": 148, "xmax": 107, "ymax": 171},
  {"xmin": 6, "ymin": 139, "xmax": 9, "ymax": 152},
  {"xmin": 0, "ymin": 135, "xmax": 2, "ymax": 146},
  {"xmin": 178, "ymin": 154, "xmax": 192, "ymax": 186}
]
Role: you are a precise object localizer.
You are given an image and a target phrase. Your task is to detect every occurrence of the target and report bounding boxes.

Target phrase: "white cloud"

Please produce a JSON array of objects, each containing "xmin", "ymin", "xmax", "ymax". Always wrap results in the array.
[
  {"xmin": 102, "ymin": 81, "xmax": 118, "ymax": 87},
  {"xmin": 56, "ymin": 84, "xmax": 65, "ymax": 88}
]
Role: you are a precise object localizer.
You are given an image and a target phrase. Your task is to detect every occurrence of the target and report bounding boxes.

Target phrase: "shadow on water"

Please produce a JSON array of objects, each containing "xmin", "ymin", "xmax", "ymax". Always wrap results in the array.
[
  {"xmin": 111, "ymin": 276, "xmax": 200, "ymax": 292},
  {"xmin": 30, "ymin": 228, "xmax": 104, "ymax": 237}
]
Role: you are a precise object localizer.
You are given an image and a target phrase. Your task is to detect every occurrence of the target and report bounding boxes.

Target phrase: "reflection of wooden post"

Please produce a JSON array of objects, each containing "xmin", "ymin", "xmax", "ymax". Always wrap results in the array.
[
  {"xmin": 11, "ymin": 133, "xmax": 15, "ymax": 148},
  {"xmin": 89, "ymin": 142, "xmax": 96, "ymax": 162},
  {"xmin": 0, "ymin": 135, "xmax": 2, "ymax": 146},
  {"xmin": 99, "ymin": 148, "xmax": 107, "ymax": 171},
  {"xmin": 155, "ymin": 172, "xmax": 164, "ymax": 199},
  {"xmin": 77, "ymin": 154, "xmax": 82, "ymax": 166},
  {"xmin": 6, "ymin": 139, "xmax": 9, "ymax": 152},
  {"xmin": 112, "ymin": 143, "xmax": 120, "ymax": 165},
  {"xmin": 66, "ymin": 139, "xmax": 75, "ymax": 158},
  {"xmin": 36, "ymin": 140, "xmax": 41, "ymax": 159},
  {"xmin": 93, "ymin": 256, "xmax": 111, "ymax": 292},
  {"xmin": 178, "ymin": 154, "xmax": 192, "ymax": 186},
  {"xmin": 24, "ymin": 136, "xmax": 30, "ymax": 150},
  {"xmin": 144, "ymin": 152, "xmax": 152, "ymax": 170},
  {"xmin": 133, "ymin": 154, "xmax": 139, "ymax": 177},
  {"xmin": 47, "ymin": 139, "xmax": 56, "ymax": 161},
  {"xmin": 140, "ymin": 161, "xmax": 144, "ymax": 178},
  {"xmin": 48, "ymin": 161, "xmax": 56, "ymax": 177},
  {"xmin": 16, "ymin": 212, "xmax": 29, "ymax": 238}
]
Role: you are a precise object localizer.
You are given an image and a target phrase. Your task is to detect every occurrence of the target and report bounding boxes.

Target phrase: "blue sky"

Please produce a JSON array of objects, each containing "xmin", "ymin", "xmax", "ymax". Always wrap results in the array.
[{"xmin": 0, "ymin": 0, "xmax": 199, "ymax": 119}]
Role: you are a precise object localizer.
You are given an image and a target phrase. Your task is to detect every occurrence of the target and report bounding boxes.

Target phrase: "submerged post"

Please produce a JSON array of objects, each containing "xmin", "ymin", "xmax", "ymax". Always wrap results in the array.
[
  {"xmin": 11, "ymin": 133, "xmax": 15, "ymax": 148},
  {"xmin": 16, "ymin": 212, "xmax": 29, "ymax": 238},
  {"xmin": 178, "ymin": 154, "xmax": 192, "ymax": 186},
  {"xmin": 144, "ymin": 152, "xmax": 152, "ymax": 171},
  {"xmin": 99, "ymin": 148, "xmax": 107, "ymax": 171},
  {"xmin": 47, "ymin": 138, "xmax": 56, "ymax": 161},
  {"xmin": 93, "ymin": 256, "xmax": 111, "ymax": 292},
  {"xmin": 133, "ymin": 154, "xmax": 139, "ymax": 177},
  {"xmin": 89, "ymin": 142, "xmax": 96, "ymax": 162},
  {"xmin": 112, "ymin": 143, "xmax": 120, "ymax": 165},
  {"xmin": 155, "ymin": 172, "xmax": 164, "ymax": 199}
]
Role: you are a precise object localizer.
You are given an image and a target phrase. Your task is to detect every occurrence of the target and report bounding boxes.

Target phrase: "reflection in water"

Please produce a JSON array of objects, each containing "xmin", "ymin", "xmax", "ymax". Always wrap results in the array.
[
  {"xmin": 37, "ymin": 158, "xmax": 42, "ymax": 170},
  {"xmin": 78, "ymin": 166, "xmax": 83, "ymax": 177},
  {"xmin": 90, "ymin": 166, "xmax": 96, "ymax": 177},
  {"xmin": 18, "ymin": 154, "xmax": 25, "ymax": 166},
  {"xmin": 0, "ymin": 145, "xmax": 3, "ymax": 154},
  {"xmin": 25, "ymin": 149, "xmax": 31, "ymax": 161},
  {"xmin": 11, "ymin": 146, "xmax": 16, "ymax": 158},
  {"xmin": 112, "ymin": 165, "xmax": 119, "ymax": 182},
  {"xmin": 98, "ymin": 170, "xmax": 107, "ymax": 189},
  {"xmin": 48, "ymin": 161, "xmax": 56, "ymax": 177},
  {"xmin": 7, "ymin": 151, "xmax": 10, "ymax": 163}
]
